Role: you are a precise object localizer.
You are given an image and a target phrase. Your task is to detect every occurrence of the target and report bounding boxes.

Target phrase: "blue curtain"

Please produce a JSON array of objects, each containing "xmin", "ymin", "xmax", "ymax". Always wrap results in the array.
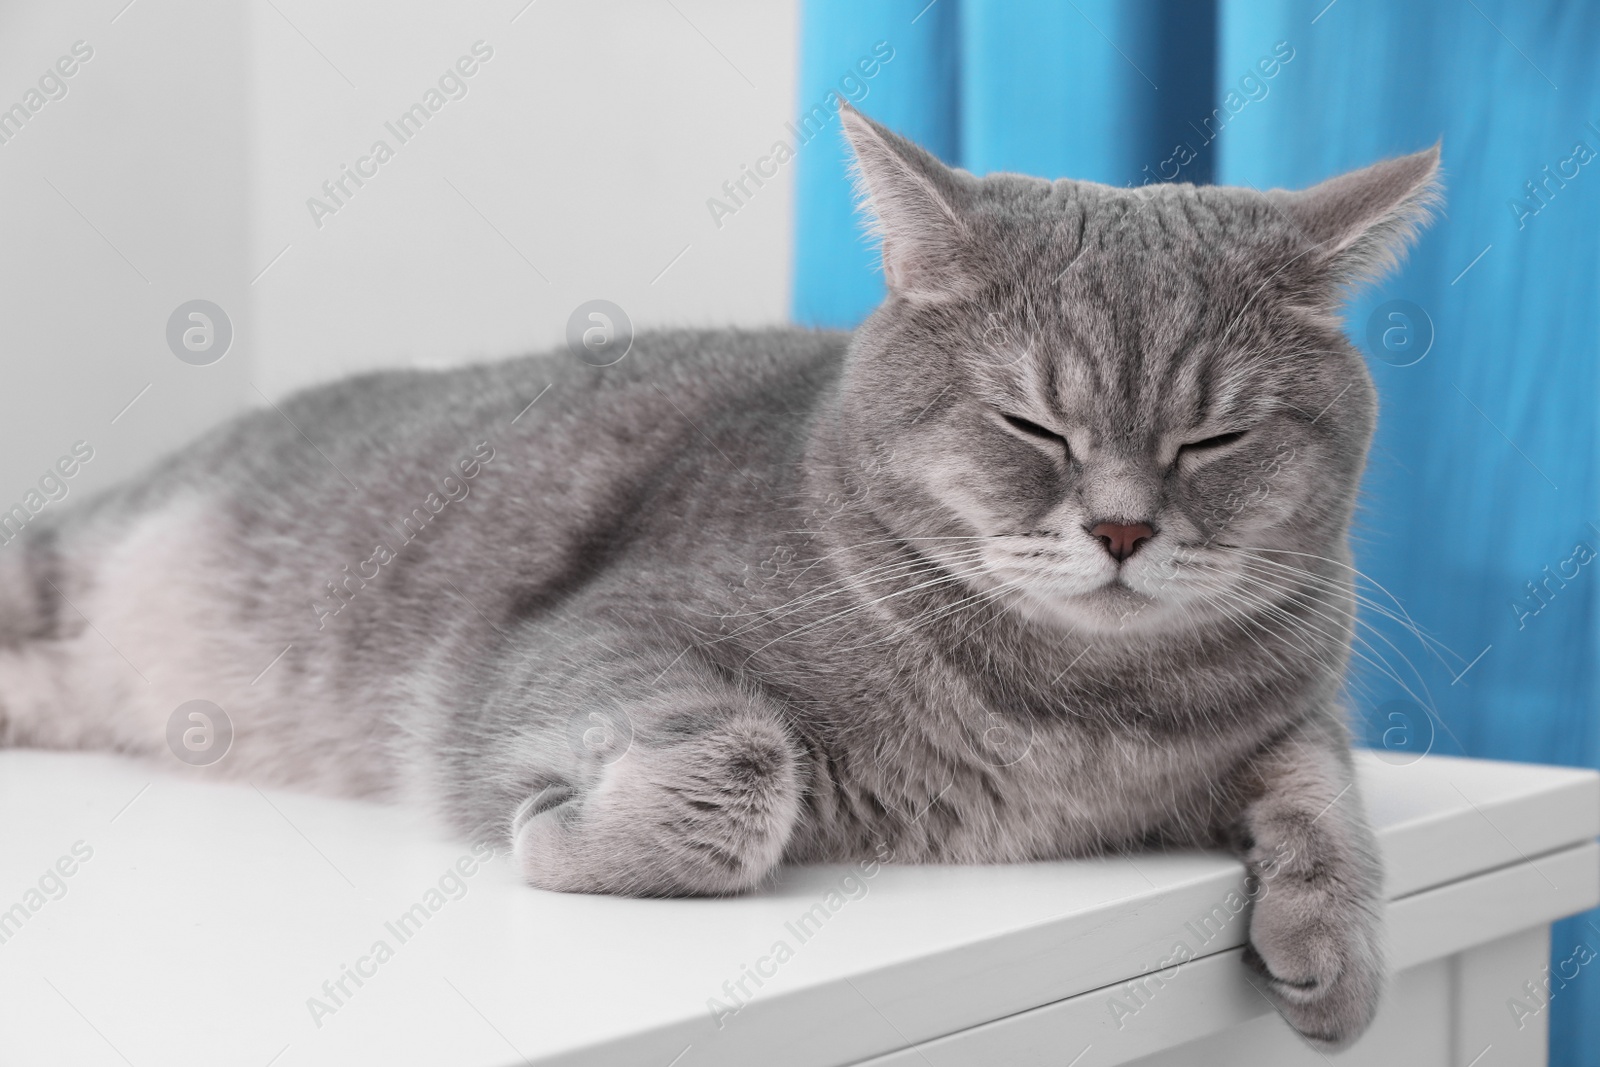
[{"xmin": 793, "ymin": 2, "xmax": 1600, "ymax": 1062}]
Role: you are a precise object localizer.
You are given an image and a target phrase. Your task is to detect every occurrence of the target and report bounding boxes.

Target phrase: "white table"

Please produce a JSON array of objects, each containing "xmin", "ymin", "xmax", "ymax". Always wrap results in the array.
[{"xmin": 1, "ymin": 750, "xmax": 1594, "ymax": 1066}]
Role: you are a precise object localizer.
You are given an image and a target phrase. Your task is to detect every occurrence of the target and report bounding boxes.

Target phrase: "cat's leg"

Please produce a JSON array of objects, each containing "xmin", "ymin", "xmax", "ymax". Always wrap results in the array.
[
  {"xmin": 499, "ymin": 658, "xmax": 806, "ymax": 897},
  {"xmin": 1231, "ymin": 725, "xmax": 1385, "ymax": 1050}
]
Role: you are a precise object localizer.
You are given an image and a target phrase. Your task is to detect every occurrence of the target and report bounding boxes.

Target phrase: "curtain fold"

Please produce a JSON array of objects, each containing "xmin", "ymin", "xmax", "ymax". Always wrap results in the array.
[{"xmin": 792, "ymin": 2, "xmax": 1600, "ymax": 1060}]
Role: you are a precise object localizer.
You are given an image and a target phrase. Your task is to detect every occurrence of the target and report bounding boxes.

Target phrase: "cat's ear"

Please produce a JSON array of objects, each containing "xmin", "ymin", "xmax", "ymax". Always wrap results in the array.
[
  {"xmin": 1272, "ymin": 145, "xmax": 1442, "ymax": 293},
  {"xmin": 839, "ymin": 104, "xmax": 974, "ymax": 301}
]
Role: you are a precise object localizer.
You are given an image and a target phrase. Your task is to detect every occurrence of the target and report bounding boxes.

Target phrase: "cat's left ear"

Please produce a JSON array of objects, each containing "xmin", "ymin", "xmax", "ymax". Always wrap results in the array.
[{"xmin": 1271, "ymin": 145, "xmax": 1442, "ymax": 294}]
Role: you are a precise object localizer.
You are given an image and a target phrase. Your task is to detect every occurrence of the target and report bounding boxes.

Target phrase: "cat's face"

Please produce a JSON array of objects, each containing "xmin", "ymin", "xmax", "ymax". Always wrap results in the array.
[{"xmin": 838, "ymin": 107, "xmax": 1439, "ymax": 635}]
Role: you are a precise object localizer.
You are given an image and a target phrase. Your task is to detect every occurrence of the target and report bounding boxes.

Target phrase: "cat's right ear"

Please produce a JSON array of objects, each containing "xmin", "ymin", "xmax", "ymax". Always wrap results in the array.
[
  {"xmin": 1270, "ymin": 145, "xmax": 1443, "ymax": 296},
  {"xmin": 839, "ymin": 104, "xmax": 974, "ymax": 301}
]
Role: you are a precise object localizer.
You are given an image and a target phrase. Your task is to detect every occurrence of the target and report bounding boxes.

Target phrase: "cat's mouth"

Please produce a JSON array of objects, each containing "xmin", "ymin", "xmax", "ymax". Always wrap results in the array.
[
  {"xmin": 989, "ymin": 568, "xmax": 1165, "ymax": 634},
  {"xmin": 974, "ymin": 535, "xmax": 1210, "ymax": 632},
  {"xmin": 1088, "ymin": 575, "xmax": 1153, "ymax": 601}
]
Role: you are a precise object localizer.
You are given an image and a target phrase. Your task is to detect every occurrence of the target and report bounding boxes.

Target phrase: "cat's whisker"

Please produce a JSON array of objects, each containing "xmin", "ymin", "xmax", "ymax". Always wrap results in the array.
[
  {"xmin": 1222, "ymin": 552, "xmax": 1465, "ymax": 697},
  {"xmin": 738, "ymin": 556, "xmax": 1000, "ymax": 663},
  {"xmin": 1220, "ymin": 546, "xmax": 1465, "ymax": 666},
  {"xmin": 1183, "ymin": 585, "xmax": 1305, "ymax": 678},
  {"xmin": 715, "ymin": 547, "xmax": 996, "ymax": 636},
  {"xmin": 823, "ymin": 576, "xmax": 1031, "ymax": 655},
  {"xmin": 1174, "ymin": 556, "xmax": 1389, "ymax": 672},
  {"xmin": 1200, "ymin": 570, "xmax": 1443, "ymax": 718},
  {"xmin": 1183, "ymin": 542, "xmax": 1457, "ymax": 670},
  {"xmin": 702, "ymin": 545, "xmax": 994, "ymax": 625}
]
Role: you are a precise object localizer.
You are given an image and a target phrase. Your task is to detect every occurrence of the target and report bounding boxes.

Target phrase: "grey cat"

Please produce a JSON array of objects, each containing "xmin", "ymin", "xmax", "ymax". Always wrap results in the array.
[{"xmin": 0, "ymin": 105, "xmax": 1438, "ymax": 1050}]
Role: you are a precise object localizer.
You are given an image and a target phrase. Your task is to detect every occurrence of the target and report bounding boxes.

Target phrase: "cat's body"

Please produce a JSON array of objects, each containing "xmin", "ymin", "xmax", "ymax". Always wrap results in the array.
[
  {"xmin": 1, "ymin": 325, "xmax": 1327, "ymax": 857},
  {"xmin": 0, "ymin": 106, "xmax": 1442, "ymax": 1048}
]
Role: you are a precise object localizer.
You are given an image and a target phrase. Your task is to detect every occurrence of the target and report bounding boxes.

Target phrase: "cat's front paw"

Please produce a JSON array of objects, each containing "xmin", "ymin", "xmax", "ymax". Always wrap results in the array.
[{"xmin": 1242, "ymin": 877, "xmax": 1385, "ymax": 1050}]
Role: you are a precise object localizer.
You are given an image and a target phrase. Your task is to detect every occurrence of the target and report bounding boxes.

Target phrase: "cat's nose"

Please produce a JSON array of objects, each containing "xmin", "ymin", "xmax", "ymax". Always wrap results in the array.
[{"xmin": 1088, "ymin": 521, "xmax": 1155, "ymax": 562}]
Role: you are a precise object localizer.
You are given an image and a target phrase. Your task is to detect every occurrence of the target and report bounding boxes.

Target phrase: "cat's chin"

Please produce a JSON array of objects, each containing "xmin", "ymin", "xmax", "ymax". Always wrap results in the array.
[{"xmin": 1008, "ymin": 579, "xmax": 1179, "ymax": 636}]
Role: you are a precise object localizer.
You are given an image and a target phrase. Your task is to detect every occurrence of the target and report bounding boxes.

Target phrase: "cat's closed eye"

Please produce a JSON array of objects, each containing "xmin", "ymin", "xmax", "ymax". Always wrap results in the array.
[
  {"xmin": 999, "ymin": 412, "xmax": 1068, "ymax": 450},
  {"xmin": 1179, "ymin": 430, "xmax": 1247, "ymax": 457}
]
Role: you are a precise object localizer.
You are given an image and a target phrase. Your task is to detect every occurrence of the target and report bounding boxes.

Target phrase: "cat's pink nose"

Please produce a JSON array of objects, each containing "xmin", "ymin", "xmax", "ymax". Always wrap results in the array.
[{"xmin": 1089, "ymin": 521, "xmax": 1155, "ymax": 563}]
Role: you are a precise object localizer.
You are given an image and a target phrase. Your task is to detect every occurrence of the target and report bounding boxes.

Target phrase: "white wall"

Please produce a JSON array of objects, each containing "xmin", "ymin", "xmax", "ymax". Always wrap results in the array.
[
  {"xmin": 0, "ymin": 0, "xmax": 799, "ymax": 508},
  {"xmin": 250, "ymin": 0, "xmax": 801, "ymax": 394},
  {"xmin": 0, "ymin": 1, "xmax": 252, "ymax": 510}
]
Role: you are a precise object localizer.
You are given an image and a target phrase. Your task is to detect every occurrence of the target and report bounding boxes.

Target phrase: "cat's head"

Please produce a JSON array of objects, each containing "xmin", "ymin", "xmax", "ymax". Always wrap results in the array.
[{"xmin": 836, "ymin": 105, "xmax": 1440, "ymax": 636}]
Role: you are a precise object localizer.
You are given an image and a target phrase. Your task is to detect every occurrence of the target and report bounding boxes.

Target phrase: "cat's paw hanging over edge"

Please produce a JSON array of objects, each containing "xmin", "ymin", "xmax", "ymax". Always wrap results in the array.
[{"xmin": 1242, "ymin": 883, "xmax": 1385, "ymax": 1050}]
